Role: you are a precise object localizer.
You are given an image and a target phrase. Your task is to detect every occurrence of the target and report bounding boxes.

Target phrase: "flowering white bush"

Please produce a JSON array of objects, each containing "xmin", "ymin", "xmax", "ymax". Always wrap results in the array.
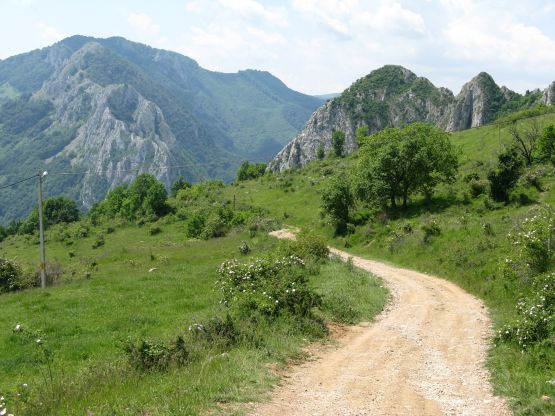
[
  {"xmin": 216, "ymin": 255, "xmax": 321, "ymax": 318},
  {"xmin": 497, "ymin": 272, "xmax": 555, "ymax": 348},
  {"xmin": 508, "ymin": 205, "xmax": 555, "ymax": 273}
]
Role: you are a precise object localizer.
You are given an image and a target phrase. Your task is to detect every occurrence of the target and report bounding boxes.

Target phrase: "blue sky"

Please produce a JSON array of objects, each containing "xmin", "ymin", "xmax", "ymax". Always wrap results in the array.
[{"xmin": 2, "ymin": 0, "xmax": 555, "ymax": 95}]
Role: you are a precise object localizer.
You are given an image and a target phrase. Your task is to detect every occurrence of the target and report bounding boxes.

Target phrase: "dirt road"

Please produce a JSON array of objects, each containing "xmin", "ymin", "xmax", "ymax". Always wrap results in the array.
[{"xmin": 249, "ymin": 229, "xmax": 511, "ymax": 415}]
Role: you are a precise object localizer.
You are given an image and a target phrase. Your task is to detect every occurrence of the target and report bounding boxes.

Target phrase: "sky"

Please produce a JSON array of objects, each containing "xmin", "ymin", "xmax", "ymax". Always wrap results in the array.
[{"xmin": 1, "ymin": 0, "xmax": 555, "ymax": 95}]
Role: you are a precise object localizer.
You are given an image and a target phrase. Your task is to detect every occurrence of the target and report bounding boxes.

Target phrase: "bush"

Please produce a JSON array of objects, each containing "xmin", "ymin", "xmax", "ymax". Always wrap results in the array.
[
  {"xmin": 421, "ymin": 220, "xmax": 441, "ymax": 243},
  {"xmin": 185, "ymin": 212, "xmax": 206, "ymax": 238},
  {"xmin": 189, "ymin": 314, "xmax": 239, "ymax": 347},
  {"xmin": 294, "ymin": 232, "xmax": 330, "ymax": 261},
  {"xmin": 201, "ymin": 213, "xmax": 227, "ymax": 239},
  {"xmin": 238, "ymin": 241, "xmax": 250, "ymax": 255},
  {"xmin": 469, "ymin": 179, "xmax": 489, "ymax": 198},
  {"xmin": 0, "ymin": 258, "xmax": 24, "ymax": 293},
  {"xmin": 509, "ymin": 205, "xmax": 555, "ymax": 273},
  {"xmin": 488, "ymin": 146, "xmax": 523, "ymax": 202},
  {"xmin": 497, "ymin": 273, "xmax": 554, "ymax": 348},
  {"xmin": 217, "ymin": 256, "xmax": 322, "ymax": 319},
  {"xmin": 124, "ymin": 336, "xmax": 189, "ymax": 371},
  {"xmin": 149, "ymin": 226, "xmax": 162, "ymax": 236},
  {"xmin": 92, "ymin": 234, "xmax": 105, "ymax": 249}
]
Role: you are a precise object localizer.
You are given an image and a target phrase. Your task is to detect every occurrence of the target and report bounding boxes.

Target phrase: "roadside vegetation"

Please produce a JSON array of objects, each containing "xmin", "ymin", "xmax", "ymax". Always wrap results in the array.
[
  {"xmin": 225, "ymin": 112, "xmax": 555, "ymax": 416},
  {"xmin": 0, "ymin": 168, "xmax": 387, "ymax": 414}
]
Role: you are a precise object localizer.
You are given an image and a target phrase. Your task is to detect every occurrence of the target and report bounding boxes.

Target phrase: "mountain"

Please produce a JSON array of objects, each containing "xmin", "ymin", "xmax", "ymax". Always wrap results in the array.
[
  {"xmin": 270, "ymin": 65, "xmax": 554, "ymax": 172},
  {"xmin": 0, "ymin": 36, "xmax": 322, "ymax": 222}
]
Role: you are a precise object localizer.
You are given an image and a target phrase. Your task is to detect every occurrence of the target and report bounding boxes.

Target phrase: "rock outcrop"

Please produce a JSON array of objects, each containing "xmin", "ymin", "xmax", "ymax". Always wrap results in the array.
[
  {"xmin": 270, "ymin": 66, "xmax": 554, "ymax": 172},
  {"xmin": 543, "ymin": 82, "xmax": 555, "ymax": 105}
]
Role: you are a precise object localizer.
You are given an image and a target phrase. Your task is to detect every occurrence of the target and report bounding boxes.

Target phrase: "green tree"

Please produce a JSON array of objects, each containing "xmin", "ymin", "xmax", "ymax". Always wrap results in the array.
[
  {"xmin": 171, "ymin": 176, "xmax": 191, "ymax": 197},
  {"xmin": 352, "ymin": 123, "xmax": 458, "ymax": 209},
  {"xmin": 127, "ymin": 174, "xmax": 169, "ymax": 219},
  {"xmin": 316, "ymin": 144, "xmax": 325, "ymax": 160},
  {"xmin": 236, "ymin": 161, "xmax": 267, "ymax": 181},
  {"xmin": 19, "ymin": 197, "xmax": 80, "ymax": 234},
  {"xmin": 509, "ymin": 120, "xmax": 540, "ymax": 166},
  {"xmin": 536, "ymin": 124, "xmax": 555, "ymax": 163},
  {"xmin": 321, "ymin": 175, "xmax": 354, "ymax": 235},
  {"xmin": 355, "ymin": 125, "xmax": 369, "ymax": 146},
  {"xmin": 488, "ymin": 146, "xmax": 523, "ymax": 202},
  {"xmin": 332, "ymin": 130, "xmax": 346, "ymax": 157}
]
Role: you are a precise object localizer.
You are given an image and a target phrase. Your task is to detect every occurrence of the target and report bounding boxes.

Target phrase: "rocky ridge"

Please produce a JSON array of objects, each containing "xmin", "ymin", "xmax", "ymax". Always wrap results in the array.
[{"xmin": 270, "ymin": 66, "xmax": 554, "ymax": 172}]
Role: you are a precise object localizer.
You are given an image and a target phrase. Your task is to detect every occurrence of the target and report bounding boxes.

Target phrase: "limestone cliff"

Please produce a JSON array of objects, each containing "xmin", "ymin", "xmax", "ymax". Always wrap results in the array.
[{"xmin": 270, "ymin": 66, "xmax": 554, "ymax": 172}]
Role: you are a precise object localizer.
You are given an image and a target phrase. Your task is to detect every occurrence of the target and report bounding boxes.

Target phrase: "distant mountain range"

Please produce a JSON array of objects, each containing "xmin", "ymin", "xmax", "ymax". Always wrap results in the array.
[
  {"xmin": 0, "ymin": 36, "xmax": 322, "ymax": 222},
  {"xmin": 270, "ymin": 65, "xmax": 555, "ymax": 171}
]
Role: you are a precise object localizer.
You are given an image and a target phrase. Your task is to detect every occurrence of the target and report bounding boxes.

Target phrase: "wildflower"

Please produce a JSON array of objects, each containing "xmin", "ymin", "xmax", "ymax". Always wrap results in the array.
[
  {"xmin": 14, "ymin": 324, "xmax": 22, "ymax": 332},
  {"xmin": 36, "ymin": 338, "xmax": 42, "ymax": 344}
]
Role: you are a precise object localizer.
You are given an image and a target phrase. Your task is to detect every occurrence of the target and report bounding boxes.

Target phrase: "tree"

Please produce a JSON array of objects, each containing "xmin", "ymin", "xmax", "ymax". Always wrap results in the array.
[
  {"xmin": 171, "ymin": 176, "xmax": 191, "ymax": 197},
  {"xmin": 321, "ymin": 175, "xmax": 354, "ymax": 235},
  {"xmin": 509, "ymin": 120, "xmax": 540, "ymax": 166},
  {"xmin": 355, "ymin": 125, "xmax": 369, "ymax": 146},
  {"xmin": 536, "ymin": 124, "xmax": 555, "ymax": 163},
  {"xmin": 316, "ymin": 144, "xmax": 325, "ymax": 160},
  {"xmin": 236, "ymin": 161, "xmax": 267, "ymax": 181},
  {"xmin": 488, "ymin": 146, "xmax": 523, "ymax": 202},
  {"xmin": 332, "ymin": 130, "xmax": 346, "ymax": 157},
  {"xmin": 352, "ymin": 123, "xmax": 458, "ymax": 209},
  {"xmin": 127, "ymin": 174, "xmax": 168, "ymax": 218},
  {"xmin": 19, "ymin": 197, "xmax": 80, "ymax": 234}
]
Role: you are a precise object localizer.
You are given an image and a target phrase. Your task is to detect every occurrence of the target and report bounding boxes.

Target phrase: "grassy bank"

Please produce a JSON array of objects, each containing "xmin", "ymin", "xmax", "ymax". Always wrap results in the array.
[{"xmin": 0, "ymin": 219, "xmax": 387, "ymax": 415}]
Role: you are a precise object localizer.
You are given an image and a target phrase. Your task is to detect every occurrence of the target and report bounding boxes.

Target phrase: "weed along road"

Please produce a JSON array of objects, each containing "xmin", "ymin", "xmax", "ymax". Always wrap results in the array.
[{"xmin": 250, "ymin": 229, "xmax": 511, "ymax": 416}]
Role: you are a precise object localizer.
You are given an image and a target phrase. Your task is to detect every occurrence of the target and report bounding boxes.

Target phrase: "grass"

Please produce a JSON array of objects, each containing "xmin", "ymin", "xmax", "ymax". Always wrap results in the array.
[
  {"xmin": 0, "ymin": 219, "xmax": 387, "ymax": 415},
  {"xmin": 222, "ymin": 112, "xmax": 555, "ymax": 415}
]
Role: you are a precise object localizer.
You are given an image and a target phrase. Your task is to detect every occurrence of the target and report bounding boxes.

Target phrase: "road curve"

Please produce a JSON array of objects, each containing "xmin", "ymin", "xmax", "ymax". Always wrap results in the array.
[{"xmin": 248, "ymin": 229, "xmax": 511, "ymax": 416}]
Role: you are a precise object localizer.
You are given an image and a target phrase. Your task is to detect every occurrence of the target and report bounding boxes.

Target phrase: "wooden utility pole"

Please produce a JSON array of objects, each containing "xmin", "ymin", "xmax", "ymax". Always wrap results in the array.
[{"xmin": 37, "ymin": 171, "xmax": 47, "ymax": 288}]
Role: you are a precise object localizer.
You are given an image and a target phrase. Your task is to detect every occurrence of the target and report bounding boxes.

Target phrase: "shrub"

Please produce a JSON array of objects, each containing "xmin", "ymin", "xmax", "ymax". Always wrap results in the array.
[
  {"xmin": 185, "ymin": 212, "xmax": 206, "ymax": 238},
  {"xmin": 201, "ymin": 213, "xmax": 227, "ymax": 239},
  {"xmin": 497, "ymin": 272, "xmax": 554, "ymax": 348},
  {"xmin": 488, "ymin": 146, "xmax": 523, "ymax": 202},
  {"xmin": 189, "ymin": 314, "xmax": 238, "ymax": 347},
  {"xmin": 149, "ymin": 226, "xmax": 162, "ymax": 236},
  {"xmin": 92, "ymin": 234, "xmax": 105, "ymax": 249},
  {"xmin": 74, "ymin": 225, "xmax": 90, "ymax": 239},
  {"xmin": 238, "ymin": 241, "xmax": 250, "ymax": 255},
  {"xmin": 508, "ymin": 205, "xmax": 555, "ymax": 273},
  {"xmin": 469, "ymin": 179, "xmax": 489, "ymax": 198},
  {"xmin": 36, "ymin": 262, "xmax": 63, "ymax": 286},
  {"xmin": 217, "ymin": 256, "xmax": 321, "ymax": 319},
  {"xmin": 124, "ymin": 336, "xmax": 189, "ymax": 371},
  {"xmin": 421, "ymin": 220, "xmax": 441, "ymax": 243},
  {"xmin": 293, "ymin": 232, "xmax": 329, "ymax": 261},
  {"xmin": 0, "ymin": 258, "xmax": 24, "ymax": 293}
]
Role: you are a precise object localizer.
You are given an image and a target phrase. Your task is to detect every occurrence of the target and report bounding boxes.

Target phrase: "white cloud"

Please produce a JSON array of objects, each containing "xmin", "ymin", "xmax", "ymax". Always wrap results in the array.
[
  {"xmin": 11, "ymin": 0, "xmax": 35, "ymax": 6},
  {"xmin": 355, "ymin": 2, "xmax": 426, "ymax": 34},
  {"xmin": 442, "ymin": 3, "xmax": 555, "ymax": 70},
  {"xmin": 218, "ymin": 0, "xmax": 287, "ymax": 26},
  {"xmin": 127, "ymin": 13, "xmax": 159, "ymax": 33},
  {"xmin": 36, "ymin": 22, "xmax": 65, "ymax": 42}
]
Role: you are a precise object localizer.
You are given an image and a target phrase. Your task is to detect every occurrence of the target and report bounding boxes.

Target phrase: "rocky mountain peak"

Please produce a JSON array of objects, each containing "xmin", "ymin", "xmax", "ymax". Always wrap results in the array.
[{"xmin": 270, "ymin": 67, "xmax": 554, "ymax": 172}]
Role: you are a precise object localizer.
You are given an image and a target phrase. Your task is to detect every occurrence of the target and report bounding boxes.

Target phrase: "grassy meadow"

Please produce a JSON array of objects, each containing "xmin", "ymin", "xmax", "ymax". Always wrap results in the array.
[{"xmin": 0, "ymin": 216, "xmax": 387, "ymax": 415}]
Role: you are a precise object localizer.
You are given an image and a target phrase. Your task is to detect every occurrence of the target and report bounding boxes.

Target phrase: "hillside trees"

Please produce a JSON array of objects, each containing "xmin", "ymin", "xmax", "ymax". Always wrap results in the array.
[
  {"xmin": 536, "ymin": 124, "xmax": 555, "ymax": 163},
  {"xmin": 91, "ymin": 173, "xmax": 169, "ymax": 220},
  {"xmin": 352, "ymin": 123, "xmax": 458, "ymax": 209},
  {"xmin": 332, "ymin": 130, "xmax": 346, "ymax": 157},
  {"xmin": 321, "ymin": 175, "xmax": 354, "ymax": 235},
  {"xmin": 509, "ymin": 120, "xmax": 540, "ymax": 166},
  {"xmin": 487, "ymin": 146, "xmax": 523, "ymax": 202},
  {"xmin": 236, "ymin": 161, "xmax": 267, "ymax": 181}
]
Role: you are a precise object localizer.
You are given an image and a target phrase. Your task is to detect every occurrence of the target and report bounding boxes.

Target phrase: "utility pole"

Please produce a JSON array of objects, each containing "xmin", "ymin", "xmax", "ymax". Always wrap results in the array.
[{"xmin": 37, "ymin": 171, "xmax": 48, "ymax": 288}]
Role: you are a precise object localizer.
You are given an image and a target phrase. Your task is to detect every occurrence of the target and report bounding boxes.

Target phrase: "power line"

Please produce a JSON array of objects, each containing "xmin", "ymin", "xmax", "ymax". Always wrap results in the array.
[
  {"xmin": 0, "ymin": 164, "xmax": 195, "ymax": 192},
  {"xmin": 0, "ymin": 174, "xmax": 38, "ymax": 190}
]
